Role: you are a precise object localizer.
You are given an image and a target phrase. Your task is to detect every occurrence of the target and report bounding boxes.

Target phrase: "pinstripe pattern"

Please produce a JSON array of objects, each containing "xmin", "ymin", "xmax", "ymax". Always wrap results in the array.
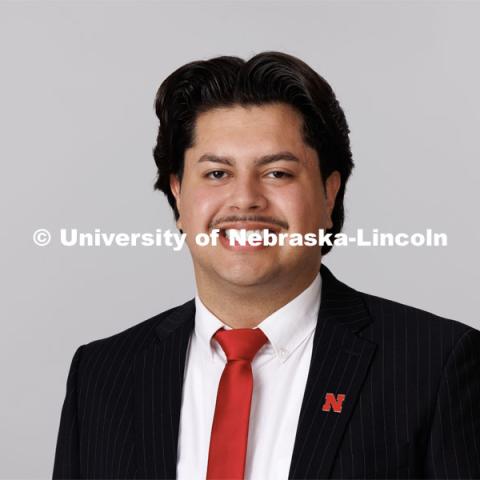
[{"xmin": 53, "ymin": 265, "xmax": 480, "ymax": 479}]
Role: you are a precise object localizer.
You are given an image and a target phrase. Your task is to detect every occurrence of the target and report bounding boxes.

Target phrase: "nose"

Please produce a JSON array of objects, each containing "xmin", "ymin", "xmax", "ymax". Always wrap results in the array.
[{"xmin": 227, "ymin": 175, "xmax": 267, "ymax": 212}]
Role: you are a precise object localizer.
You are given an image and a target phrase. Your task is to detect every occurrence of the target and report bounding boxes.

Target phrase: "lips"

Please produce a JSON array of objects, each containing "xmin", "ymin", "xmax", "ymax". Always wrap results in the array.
[
  {"xmin": 213, "ymin": 223, "xmax": 282, "ymax": 250},
  {"xmin": 224, "ymin": 228, "xmax": 269, "ymax": 241},
  {"xmin": 215, "ymin": 222, "xmax": 282, "ymax": 236}
]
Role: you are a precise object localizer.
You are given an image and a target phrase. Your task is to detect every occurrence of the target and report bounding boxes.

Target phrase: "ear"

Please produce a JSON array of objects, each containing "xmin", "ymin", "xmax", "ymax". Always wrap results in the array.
[
  {"xmin": 169, "ymin": 174, "xmax": 183, "ymax": 230},
  {"xmin": 324, "ymin": 171, "xmax": 341, "ymax": 230}
]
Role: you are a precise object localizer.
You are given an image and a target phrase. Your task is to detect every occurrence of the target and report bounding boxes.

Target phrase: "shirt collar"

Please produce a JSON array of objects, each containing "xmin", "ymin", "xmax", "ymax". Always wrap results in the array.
[{"xmin": 194, "ymin": 273, "xmax": 321, "ymax": 363}]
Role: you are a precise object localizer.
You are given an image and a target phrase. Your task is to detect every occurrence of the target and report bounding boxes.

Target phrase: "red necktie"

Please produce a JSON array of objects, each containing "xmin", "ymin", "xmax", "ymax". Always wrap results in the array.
[{"xmin": 206, "ymin": 327, "xmax": 268, "ymax": 480}]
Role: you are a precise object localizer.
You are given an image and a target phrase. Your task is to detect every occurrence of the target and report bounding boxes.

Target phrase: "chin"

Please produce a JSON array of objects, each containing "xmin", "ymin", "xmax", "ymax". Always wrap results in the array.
[{"xmin": 215, "ymin": 263, "xmax": 279, "ymax": 288}]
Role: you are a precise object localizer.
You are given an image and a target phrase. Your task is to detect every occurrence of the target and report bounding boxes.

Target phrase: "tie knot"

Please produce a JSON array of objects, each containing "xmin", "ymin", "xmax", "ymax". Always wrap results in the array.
[{"xmin": 213, "ymin": 328, "xmax": 268, "ymax": 362}]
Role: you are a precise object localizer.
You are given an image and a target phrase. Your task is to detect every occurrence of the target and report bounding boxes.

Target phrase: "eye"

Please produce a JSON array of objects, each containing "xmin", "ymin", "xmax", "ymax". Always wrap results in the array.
[
  {"xmin": 266, "ymin": 171, "xmax": 293, "ymax": 179},
  {"xmin": 206, "ymin": 170, "xmax": 228, "ymax": 180}
]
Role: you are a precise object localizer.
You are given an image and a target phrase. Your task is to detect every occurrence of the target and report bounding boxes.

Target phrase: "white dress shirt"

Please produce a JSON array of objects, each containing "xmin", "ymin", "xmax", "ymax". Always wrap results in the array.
[{"xmin": 176, "ymin": 273, "xmax": 321, "ymax": 480}]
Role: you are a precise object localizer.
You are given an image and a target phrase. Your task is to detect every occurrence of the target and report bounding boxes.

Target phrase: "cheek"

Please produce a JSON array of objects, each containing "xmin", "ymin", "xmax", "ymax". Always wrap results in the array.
[
  {"xmin": 179, "ymin": 186, "xmax": 223, "ymax": 231},
  {"xmin": 276, "ymin": 185, "xmax": 326, "ymax": 230}
]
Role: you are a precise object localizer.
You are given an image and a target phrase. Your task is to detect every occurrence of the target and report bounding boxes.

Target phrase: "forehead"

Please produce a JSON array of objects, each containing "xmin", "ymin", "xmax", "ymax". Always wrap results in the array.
[{"xmin": 191, "ymin": 102, "xmax": 307, "ymax": 150}]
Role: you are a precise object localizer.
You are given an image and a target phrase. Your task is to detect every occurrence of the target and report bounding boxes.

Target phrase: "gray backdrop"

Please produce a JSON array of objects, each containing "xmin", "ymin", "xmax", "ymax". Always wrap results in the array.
[{"xmin": 1, "ymin": 1, "xmax": 479, "ymax": 477}]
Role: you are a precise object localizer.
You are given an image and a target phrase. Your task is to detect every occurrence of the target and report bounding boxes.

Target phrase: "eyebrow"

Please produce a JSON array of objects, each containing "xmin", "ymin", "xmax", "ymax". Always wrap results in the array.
[{"xmin": 197, "ymin": 151, "xmax": 301, "ymax": 166}]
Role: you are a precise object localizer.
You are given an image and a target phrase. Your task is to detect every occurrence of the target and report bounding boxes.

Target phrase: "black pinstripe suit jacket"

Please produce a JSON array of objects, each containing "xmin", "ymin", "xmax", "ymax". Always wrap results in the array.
[{"xmin": 53, "ymin": 265, "xmax": 480, "ymax": 479}]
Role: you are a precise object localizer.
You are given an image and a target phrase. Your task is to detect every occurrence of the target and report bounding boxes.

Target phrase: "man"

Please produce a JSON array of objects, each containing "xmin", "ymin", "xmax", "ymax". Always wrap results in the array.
[{"xmin": 53, "ymin": 52, "xmax": 480, "ymax": 479}]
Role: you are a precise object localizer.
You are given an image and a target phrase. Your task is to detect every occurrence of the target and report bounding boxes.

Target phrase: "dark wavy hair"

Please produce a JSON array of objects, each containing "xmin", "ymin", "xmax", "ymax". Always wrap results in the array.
[{"xmin": 153, "ymin": 51, "xmax": 353, "ymax": 255}]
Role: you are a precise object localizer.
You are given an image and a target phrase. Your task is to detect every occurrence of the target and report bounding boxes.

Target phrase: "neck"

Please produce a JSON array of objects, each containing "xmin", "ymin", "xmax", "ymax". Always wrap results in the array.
[{"xmin": 195, "ymin": 267, "xmax": 320, "ymax": 329}]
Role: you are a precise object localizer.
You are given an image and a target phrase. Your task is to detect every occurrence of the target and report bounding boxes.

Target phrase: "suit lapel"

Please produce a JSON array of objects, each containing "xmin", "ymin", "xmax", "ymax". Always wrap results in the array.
[
  {"xmin": 288, "ymin": 265, "xmax": 377, "ymax": 479},
  {"xmin": 133, "ymin": 300, "xmax": 195, "ymax": 479}
]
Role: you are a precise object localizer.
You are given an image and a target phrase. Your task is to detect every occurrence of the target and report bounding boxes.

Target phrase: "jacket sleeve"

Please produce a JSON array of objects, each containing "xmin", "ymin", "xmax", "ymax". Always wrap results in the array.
[
  {"xmin": 425, "ymin": 328, "xmax": 480, "ymax": 478},
  {"xmin": 52, "ymin": 345, "xmax": 84, "ymax": 479}
]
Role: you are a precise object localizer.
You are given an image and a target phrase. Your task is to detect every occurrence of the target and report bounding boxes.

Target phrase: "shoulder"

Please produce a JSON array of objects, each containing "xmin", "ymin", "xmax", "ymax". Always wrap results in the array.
[
  {"xmin": 75, "ymin": 299, "xmax": 195, "ymax": 368},
  {"xmin": 358, "ymin": 290, "xmax": 480, "ymax": 362},
  {"xmin": 360, "ymin": 290, "xmax": 473, "ymax": 335}
]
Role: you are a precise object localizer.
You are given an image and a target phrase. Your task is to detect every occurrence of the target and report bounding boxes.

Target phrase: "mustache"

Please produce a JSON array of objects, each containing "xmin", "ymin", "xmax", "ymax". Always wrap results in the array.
[{"xmin": 209, "ymin": 215, "xmax": 289, "ymax": 230}]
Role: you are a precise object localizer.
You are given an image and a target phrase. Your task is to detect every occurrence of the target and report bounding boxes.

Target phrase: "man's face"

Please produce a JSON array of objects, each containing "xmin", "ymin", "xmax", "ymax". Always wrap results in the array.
[{"xmin": 170, "ymin": 102, "xmax": 340, "ymax": 291}]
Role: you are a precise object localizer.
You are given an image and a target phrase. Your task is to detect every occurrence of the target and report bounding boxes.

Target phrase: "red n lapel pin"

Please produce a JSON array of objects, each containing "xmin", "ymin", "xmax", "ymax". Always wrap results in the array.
[{"xmin": 322, "ymin": 393, "xmax": 346, "ymax": 413}]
